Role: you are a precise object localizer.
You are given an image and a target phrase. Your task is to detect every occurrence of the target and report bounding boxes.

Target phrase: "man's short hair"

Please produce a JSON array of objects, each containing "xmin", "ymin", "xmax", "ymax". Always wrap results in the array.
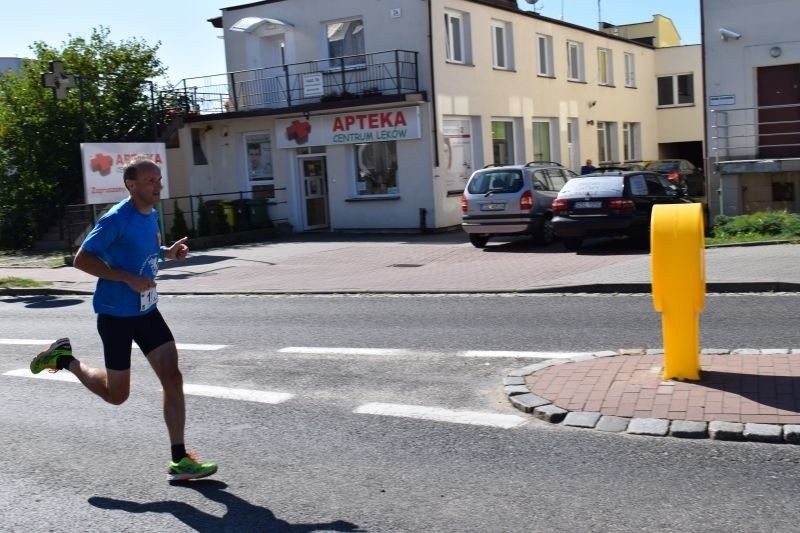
[{"xmin": 123, "ymin": 155, "xmax": 157, "ymax": 188}]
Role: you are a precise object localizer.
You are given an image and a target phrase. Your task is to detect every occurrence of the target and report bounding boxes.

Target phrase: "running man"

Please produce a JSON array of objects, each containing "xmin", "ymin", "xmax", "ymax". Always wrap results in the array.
[{"xmin": 30, "ymin": 155, "xmax": 217, "ymax": 481}]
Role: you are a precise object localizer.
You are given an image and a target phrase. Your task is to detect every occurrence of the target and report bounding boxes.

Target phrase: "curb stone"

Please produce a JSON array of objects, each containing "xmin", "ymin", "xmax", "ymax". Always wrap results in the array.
[{"xmin": 505, "ymin": 349, "xmax": 800, "ymax": 445}]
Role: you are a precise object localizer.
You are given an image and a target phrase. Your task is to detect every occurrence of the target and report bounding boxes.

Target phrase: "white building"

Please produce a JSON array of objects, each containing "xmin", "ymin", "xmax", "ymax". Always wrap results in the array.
[
  {"xmin": 703, "ymin": 0, "xmax": 800, "ymax": 216},
  {"xmin": 162, "ymin": 0, "xmax": 702, "ymax": 233}
]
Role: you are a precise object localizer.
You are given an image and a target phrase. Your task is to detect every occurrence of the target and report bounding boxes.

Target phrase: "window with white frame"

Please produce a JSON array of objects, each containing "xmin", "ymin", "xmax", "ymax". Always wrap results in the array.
[
  {"xmin": 491, "ymin": 20, "xmax": 513, "ymax": 70},
  {"xmin": 598, "ymin": 48, "xmax": 613, "ymax": 85},
  {"xmin": 536, "ymin": 34, "xmax": 554, "ymax": 76},
  {"xmin": 445, "ymin": 10, "xmax": 467, "ymax": 64},
  {"xmin": 491, "ymin": 120, "xmax": 515, "ymax": 165},
  {"xmin": 624, "ymin": 52, "xmax": 636, "ymax": 87},
  {"xmin": 326, "ymin": 18, "xmax": 365, "ymax": 67},
  {"xmin": 657, "ymin": 73, "xmax": 694, "ymax": 107},
  {"xmin": 532, "ymin": 120, "xmax": 552, "ymax": 161},
  {"xmin": 597, "ymin": 121, "xmax": 616, "ymax": 163},
  {"xmin": 623, "ymin": 122, "xmax": 640, "ymax": 161},
  {"xmin": 567, "ymin": 41, "xmax": 584, "ymax": 81},
  {"xmin": 355, "ymin": 141, "xmax": 398, "ymax": 196}
]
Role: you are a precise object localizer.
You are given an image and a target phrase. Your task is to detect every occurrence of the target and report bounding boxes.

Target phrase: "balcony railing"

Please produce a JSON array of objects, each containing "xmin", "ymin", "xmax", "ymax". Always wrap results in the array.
[
  {"xmin": 159, "ymin": 49, "xmax": 419, "ymax": 117},
  {"xmin": 711, "ymin": 103, "xmax": 800, "ymax": 166}
]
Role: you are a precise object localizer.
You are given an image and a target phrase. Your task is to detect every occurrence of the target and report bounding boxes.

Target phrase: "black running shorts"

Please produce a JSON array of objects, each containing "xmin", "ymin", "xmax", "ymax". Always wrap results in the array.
[{"xmin": 97, "ymin": 309, "xmax": 175, "ymax": 371}]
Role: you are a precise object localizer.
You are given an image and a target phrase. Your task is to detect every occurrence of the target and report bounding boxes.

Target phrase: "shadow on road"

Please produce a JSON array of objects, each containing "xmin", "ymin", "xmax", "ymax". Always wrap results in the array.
[
  {"xmin": 0, "ymin": 295, "xmax": 84, "ymax": 308},
  {"xmin": 88, "ymin": 480, "xmax": 364, "ymax": 532}
]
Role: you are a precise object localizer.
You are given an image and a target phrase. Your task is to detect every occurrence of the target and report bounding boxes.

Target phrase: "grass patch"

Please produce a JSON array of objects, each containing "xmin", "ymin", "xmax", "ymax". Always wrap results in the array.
[
  {"xmin": 707, "ymin": 210, "xmax": 800, "ymax": 245},
  {"xmin": 0, "ymin": 277, "xmax": 52, "ymax": 288}
]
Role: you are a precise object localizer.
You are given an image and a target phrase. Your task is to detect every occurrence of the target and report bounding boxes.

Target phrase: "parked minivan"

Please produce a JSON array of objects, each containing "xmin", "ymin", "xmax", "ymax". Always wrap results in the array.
[{"xmin": 461, "ymin": 162, "xmax": 577, "ymax": 248}]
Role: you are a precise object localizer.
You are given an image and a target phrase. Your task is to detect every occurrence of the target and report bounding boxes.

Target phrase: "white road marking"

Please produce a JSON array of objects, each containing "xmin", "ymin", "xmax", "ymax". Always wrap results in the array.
[
  {"xmin": 176, "ymin": 343, "xmax": 227, "ymax": 351},
  {"xmin": 3, "ymin": 368, "xmax": 78, "ymax": 382},
  {"xmin": 458, "ymin": 350, "xmax": 594, "ymax": 359},
  {"xmin": 280, "ymin": 347, "xmax": 408, "ymax": 356},
  {"xmin": 183, "ymin": 384, "xmax": 293, "ymax": 404},
  {"xmin": 0, "ymin": 338, "xmax": 226, "ymax": 351},
  {"xmin": 354, "ymin": 402, "xmax": 526, "ymax": 429},
  {"xmin": 0, "ymin": 339, "xmax": 53, "ymax": 346}
]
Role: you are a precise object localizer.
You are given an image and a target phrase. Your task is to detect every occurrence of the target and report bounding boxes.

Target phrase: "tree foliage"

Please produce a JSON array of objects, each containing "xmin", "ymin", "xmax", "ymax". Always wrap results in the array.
[{"xmin": 0, "ymin": 27, "xmax": 166, "ymax": 248}]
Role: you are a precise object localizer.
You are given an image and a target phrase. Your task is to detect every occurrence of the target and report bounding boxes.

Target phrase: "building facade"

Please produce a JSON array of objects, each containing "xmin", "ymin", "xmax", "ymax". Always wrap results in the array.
[
  {"xmin": 702, "ymin": 0, "xmax": 800, "ymax": 216},
  {"xmin": 162, "ymin": 0, "xmax": 702, "ymax": 233}
]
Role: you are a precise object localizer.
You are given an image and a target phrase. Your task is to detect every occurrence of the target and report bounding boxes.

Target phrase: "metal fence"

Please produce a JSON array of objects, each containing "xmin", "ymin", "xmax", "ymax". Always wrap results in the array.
[
  {"xmin": 160, "ymin": 49, "xmax": 420, "ymax": 116},
  {"xmin": 64, "ymin": 189, "xmax": 288, "ymax": 250}
]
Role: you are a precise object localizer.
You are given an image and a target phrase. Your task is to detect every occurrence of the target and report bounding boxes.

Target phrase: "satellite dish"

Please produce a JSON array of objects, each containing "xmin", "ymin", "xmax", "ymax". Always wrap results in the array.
[{"xmin": 524, "ymin": 0, "xmax": 539, "ymax": 4}]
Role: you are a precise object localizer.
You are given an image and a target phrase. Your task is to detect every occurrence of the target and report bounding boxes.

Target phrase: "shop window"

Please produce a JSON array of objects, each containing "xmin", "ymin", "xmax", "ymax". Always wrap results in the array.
[
  {"xmin": 355, "ymin": 141, "xmax": 398, "ymax": 195},
  {"xmin": 491, "ymin": 120, "xmax": 515, "ymax": 165}
]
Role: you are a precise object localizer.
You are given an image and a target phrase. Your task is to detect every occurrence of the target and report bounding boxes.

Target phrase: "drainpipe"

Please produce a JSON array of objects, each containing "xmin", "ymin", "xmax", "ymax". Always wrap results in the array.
[
  {"xmin": 427, "ymin": 0, "xmax": 439, "ymax": 168},
  {"xmin": 419, "ymin": 207, "xmax": 428, "ymax": 233}
]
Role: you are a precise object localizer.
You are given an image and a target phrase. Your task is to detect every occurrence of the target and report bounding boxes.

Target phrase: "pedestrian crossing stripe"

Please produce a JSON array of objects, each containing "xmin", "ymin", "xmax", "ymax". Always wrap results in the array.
[
  {"xmin": 353, "ymin": 402, "xmax": 527, "ymax": 429},
  {"xmin": 183, "ymin": 384, "xmax": 293, "ymax": 404}
]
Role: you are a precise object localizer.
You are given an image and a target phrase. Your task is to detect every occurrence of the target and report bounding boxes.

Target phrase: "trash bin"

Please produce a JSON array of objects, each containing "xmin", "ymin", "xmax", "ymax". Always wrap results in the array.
[
  {"xmin": 247, "ymin": 199, "xmax": 271, "ymax": 228},
  {"xmin": 202, "ymin": 200, "xmax": 222, "ymax": 235},
  {"xmin": 220, "ymin": 201, "xmax": 236, "ymax": 230},
  {"xmin": 231, "ymin": 199, "xmax": 250, "ymax": 231}
]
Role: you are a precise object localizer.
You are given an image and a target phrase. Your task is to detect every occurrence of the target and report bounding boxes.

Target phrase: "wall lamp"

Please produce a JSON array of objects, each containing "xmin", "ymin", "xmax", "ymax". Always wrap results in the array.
[{"xmin": 586, "ymin": 119, "xmax": 595, "ymax": 126}]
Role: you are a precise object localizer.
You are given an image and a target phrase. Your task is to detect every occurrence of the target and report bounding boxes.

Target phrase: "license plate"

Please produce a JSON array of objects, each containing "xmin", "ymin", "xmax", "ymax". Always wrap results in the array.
[
  {"xmin": 480, "ymin": 203, "xmax": 506, "ymax": 211},
  {"xmin": 574, "ymin": 201, "xmax": 601, "ymax": 208}
]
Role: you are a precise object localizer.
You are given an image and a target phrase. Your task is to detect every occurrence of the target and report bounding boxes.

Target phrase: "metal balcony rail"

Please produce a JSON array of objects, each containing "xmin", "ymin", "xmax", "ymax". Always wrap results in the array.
[
  {"xmin": 710, "ymin": 102, "xmax": 800, "ymax": 166},
  {"xmin": 158, "ymin": 49, "xmax": 420, "ymax": 117}
]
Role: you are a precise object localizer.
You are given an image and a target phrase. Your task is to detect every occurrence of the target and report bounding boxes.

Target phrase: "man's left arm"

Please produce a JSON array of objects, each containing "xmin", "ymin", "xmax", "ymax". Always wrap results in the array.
[{"xmin": 162, "ymin": 236, "xmax": 189, "ymax": 261}]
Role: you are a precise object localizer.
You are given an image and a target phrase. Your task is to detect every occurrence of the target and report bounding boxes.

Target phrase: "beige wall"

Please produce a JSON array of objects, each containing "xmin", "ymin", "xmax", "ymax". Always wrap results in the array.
[
  {"xmin": 432, "ymin": 0, "xmax": 660, "ymax": 171},
  {"xmin": 654, "ymin": 44, "xmax": 704, "ymax": 144}
]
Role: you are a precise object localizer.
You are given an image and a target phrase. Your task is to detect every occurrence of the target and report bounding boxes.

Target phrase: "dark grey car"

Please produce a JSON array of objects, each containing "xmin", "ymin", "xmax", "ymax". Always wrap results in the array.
[{"xmin": 461, "ymin": 162, "xmax": 577, "ymax": 248}]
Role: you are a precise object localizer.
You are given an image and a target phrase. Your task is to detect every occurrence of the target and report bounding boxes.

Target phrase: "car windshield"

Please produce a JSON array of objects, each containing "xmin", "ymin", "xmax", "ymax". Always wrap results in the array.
[
  {"xmin": 467, "ymin": 170, "xmax": 524, "ymax": 194},
  {"xmin": 645, "ymin": 161, "xmax": 680, "ymax": 172},
  {"xmin": 557, "ymin": 175, "xmax": 624, "ymax": 199}
]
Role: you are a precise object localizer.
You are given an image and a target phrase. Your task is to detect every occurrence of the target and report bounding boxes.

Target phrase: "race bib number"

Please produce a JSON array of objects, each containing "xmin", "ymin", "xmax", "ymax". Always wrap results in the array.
[{"xmin": 140, "ymin": 287, "xmax": 158, "ymax": 312}]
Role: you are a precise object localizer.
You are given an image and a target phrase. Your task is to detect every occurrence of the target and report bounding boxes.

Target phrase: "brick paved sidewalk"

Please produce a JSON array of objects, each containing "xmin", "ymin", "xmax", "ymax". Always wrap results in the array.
[{"xmin": 526, "ymin": 352, "xmax": 800, "ymax": 424}]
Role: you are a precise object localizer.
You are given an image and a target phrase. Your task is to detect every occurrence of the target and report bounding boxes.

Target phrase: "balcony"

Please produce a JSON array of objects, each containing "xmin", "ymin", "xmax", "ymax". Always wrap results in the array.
[
  {"xmin": 159, "ymin": 49, "xmax": 420, "ymax": 119},
  {"xmin": 711, "ymin": 103, "xmax": 800, "ymax": 173}
]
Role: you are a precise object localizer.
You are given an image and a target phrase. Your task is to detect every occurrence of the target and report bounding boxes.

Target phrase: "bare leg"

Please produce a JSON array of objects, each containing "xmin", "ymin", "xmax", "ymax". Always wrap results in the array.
[
  {"xmin": 147, "ymin": 341, "xmax": 185, "ymax": 446},
  {"xmin": 66, "ymin": 360, "xmax": 130, "ymax": 405}
]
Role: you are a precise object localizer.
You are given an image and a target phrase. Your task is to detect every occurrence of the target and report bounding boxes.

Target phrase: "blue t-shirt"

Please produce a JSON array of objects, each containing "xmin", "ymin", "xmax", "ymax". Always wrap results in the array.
[{"xmin": 80, "ymin": 198, "xmax": 161, "ymax": 317}]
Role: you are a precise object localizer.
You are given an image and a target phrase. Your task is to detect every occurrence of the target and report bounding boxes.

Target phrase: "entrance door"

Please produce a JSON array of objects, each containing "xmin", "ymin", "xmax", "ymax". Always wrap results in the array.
[
  {"xmin": 260, "ymin": 35, "xmax": 287, "ymax": 107},
  {"xmin": 301, "ymin": 157, "xmax": 329, "ymax": 229},
  {"xmin": 757, "ymin": 64, "xmax": 800, "ymax": 157},
  {"xmin": 442, "ymin": 118, "xmax": 473, "ymax": 193}
]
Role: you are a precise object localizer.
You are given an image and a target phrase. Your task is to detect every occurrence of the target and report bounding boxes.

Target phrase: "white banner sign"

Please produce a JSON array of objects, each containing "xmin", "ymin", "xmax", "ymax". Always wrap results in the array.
[
  {"xmin": 80, "ymin": 143, "xmax": 169, "ymax": 205},
  {"xmin": 276, "ymin": 106, "xmax": 421, "ymax": 148}
]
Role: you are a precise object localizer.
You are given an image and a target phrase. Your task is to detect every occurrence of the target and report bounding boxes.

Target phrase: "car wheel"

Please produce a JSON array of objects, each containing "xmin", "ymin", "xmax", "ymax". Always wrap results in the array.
[
  {"xmin": 469, "ymin": 234, "xmax": 489, "ymax": 248},
  {"xmin": 534, "ymin": 217, "xmax": 555, "ymax": 246},
  {"xmin": 562, "ymin": 237, "xmax": 583, "ymax": 251}
]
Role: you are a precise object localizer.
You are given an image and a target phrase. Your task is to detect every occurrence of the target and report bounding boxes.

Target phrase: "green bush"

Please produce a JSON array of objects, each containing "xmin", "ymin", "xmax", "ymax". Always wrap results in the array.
[
  {"xmin": 196, "ymin": 197, "xmax": 211, "ymax": 237},
  {"xmin": 168, "ymin": 200, "xmax": 193, "ymax": 241},
  {"xmin": 711, "ymin": 210, "xmax": 800, "ymax": 239}
]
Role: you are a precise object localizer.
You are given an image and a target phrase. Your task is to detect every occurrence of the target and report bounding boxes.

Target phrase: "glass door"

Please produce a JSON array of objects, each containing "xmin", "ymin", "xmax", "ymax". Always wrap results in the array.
[{"xmin": 301, "ymin": 156, "xmax": 328, "ymax": 229}]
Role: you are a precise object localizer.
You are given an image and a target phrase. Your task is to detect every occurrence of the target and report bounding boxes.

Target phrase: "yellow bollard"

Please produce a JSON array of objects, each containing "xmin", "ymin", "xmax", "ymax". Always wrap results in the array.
[{"xmin": 650, "ymin": 203, "xmax": 706, "ymax": 380}]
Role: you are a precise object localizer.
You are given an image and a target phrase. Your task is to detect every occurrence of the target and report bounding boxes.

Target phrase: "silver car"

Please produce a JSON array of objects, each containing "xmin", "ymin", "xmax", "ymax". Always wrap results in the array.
[{"xmin": 460, "ymin": 162, "xmax": 577, "ymax": 248}]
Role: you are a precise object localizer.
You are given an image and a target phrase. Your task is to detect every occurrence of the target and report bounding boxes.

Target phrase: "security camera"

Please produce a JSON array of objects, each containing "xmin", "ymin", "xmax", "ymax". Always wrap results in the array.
[{"xmin": 719, "ymin": 28, "xmax": 741, "ymax": 41}]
